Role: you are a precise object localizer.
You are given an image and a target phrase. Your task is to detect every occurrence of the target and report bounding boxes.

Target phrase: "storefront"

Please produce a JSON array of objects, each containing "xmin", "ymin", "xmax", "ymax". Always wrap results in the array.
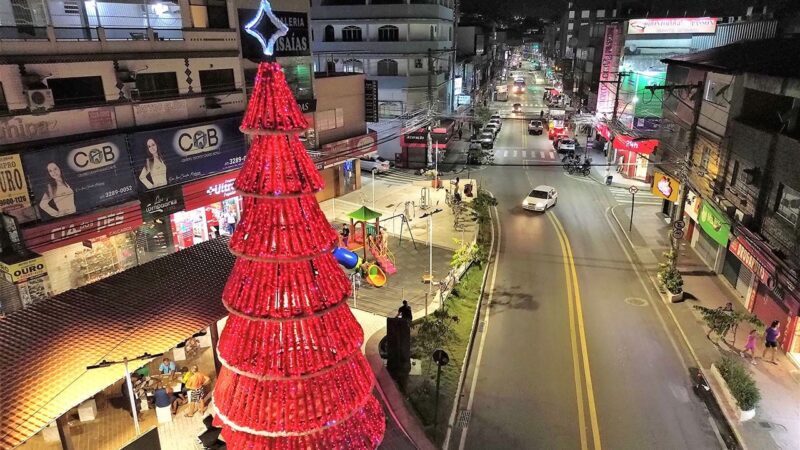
[
  {"xmin": 175, "ymin": 170, "xmax": 243, "ymax": 250},
  {"xmin": 22, "ymin": 201, "xmax": 143, "ymax": 296},
  {"xmin": 315, "ymin": 131, "xmax": 378, "ymax": 200},
  {"xmin": 0, "ymin": 254, "xmax": 51, "ymax": 313},
  {"xmin": 397, "ymin": 121, "xmax": 454, "ymax": 169},
  {"xmin": 612, "ymin": 134, "xmax": 658, "ymax": 182},
  {"xmin": 692, "ymin": 201, "xmax": 731, "ymax": 273},
  {"xmin": 728, "ymin": 228, "xmax": 800, "ymax": 356}
]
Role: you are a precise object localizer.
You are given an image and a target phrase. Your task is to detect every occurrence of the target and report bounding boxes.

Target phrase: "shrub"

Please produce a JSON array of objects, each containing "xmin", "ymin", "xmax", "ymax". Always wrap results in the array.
[{"xmin": 717, "ymin": 356, "xmax": 761, "ymax": 411}]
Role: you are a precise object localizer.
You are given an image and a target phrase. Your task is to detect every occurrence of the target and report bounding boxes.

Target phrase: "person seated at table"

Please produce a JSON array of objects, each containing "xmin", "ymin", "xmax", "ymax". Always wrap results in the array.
[
  {"xmin": 184, "ymin": 365, "xmax": 211, "ymax": 417},
  {"xmin": 158, "ymin": 357, "xmax": 176, "ymax": 375},
  {"xmin": 153, "ymin": 382, "xmax": 186, "ymax": 415}
]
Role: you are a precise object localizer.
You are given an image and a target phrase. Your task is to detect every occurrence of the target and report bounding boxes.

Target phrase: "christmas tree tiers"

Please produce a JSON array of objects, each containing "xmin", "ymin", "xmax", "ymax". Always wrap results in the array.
[{"xmin": 214, "ymin": 61, "xmax": 385, "ymax": 449}]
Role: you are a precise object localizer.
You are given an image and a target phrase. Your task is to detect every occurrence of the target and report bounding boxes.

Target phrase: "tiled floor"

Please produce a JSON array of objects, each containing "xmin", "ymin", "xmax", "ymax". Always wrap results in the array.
[{"xmin": 18, "ymin": 348, "xmax": 217, "ymax": 450}]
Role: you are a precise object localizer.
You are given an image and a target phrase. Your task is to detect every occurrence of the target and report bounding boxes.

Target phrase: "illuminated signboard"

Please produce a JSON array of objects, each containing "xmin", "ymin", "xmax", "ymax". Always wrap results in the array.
[
  {"xmin": 627, "ymin": 17, "xmax": 717, "ymax": 35},
  {"xmin": 596, "ymin": 23, "xmax": 623, "ymax": 115}
]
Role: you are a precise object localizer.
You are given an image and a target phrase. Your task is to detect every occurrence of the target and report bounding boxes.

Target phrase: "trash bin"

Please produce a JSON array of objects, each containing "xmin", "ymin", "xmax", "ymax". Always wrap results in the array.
[{"xmin": 605, "ymin": 175, "xmax": 613, "ymax": 186}]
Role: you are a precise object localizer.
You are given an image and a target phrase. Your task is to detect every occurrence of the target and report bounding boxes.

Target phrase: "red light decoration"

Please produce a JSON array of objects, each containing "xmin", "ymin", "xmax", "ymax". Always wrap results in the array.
[{"xmin": 215, "ymin": 61, "xmax": 385, "ymax": 449}]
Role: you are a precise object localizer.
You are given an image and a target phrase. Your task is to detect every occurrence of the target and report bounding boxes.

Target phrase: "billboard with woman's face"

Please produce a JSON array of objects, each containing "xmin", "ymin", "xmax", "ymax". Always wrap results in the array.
[
  {"xmin": 22, "ymin": 135, "xmax": 136, "ymax": 221},
  {"xmin": 129, "ymin": 116, "xmax": 246, "ymax": 192}
]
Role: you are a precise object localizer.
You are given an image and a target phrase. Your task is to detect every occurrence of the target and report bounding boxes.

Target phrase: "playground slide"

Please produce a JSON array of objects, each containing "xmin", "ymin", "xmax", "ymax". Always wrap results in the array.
[
  {"xmin": 369, "ymin": 246, "xmax": 397, "ymax": 275},
  {"xmin": 365, "ymin": 264, "xmax": 387, "ymax": 287},
  {"xmin": 332, "ymin": 247, "xmax": 362, "ymax": 270}
]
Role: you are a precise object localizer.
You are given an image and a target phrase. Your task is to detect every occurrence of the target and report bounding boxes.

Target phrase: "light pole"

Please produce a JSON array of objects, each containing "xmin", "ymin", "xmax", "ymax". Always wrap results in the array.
[
  {"xmin": 372, "ymin": 169, "xmax": 375, "ymax": 209},
  {"xmin": 420, "ymin": 208, "xmax": 443, "ymax": 299},
  {"xmin": 86, "ymin": 352, "xmax": 163, "ymax": 435}
]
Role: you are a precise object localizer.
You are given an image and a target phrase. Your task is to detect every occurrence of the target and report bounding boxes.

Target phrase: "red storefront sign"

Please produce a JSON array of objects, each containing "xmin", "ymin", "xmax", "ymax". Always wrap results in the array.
[
  {"xmin": 596, "ymin": 123, "xmax": 611, "ymax": 140},
  {"xmin": 729, "ymin": 235, "xmax": 773, "ymax": 286},
  {"xmin": 316, "ymin": 131, "xmax": 378, "ymax": 169},
  {"xmin": 181, "ymin": 169, "xmax": 240, "ymax": 211},
  {"xmin": 612, "ymin": 135, "xmax": 658, "ymax": 154},
  {"xmin": 400, "ymin": 125, "xmax": 453, "ymax": 149},
  {"xmin": 21, "ymin": 201, "xmax": 143, "ymax": 253}
]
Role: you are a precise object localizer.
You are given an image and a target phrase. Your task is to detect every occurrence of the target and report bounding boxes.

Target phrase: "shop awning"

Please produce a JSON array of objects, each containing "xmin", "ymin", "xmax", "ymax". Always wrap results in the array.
[
  {"xmin": 612, "ymin": 135, "xmax": 659, "ymax": 154},
  {"xmin": 347, "ymin": 206, "xmax": 383, "ymax": 221},
  {"xmin": 0, "ymin": 238, "xmax": 234, "ymax": 449}
]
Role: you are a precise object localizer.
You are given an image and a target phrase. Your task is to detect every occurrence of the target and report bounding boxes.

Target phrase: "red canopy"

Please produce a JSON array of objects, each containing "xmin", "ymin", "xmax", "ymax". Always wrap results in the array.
[
  {"xmin": 612, "ymin": 135, "xmax": 658, "ymax": 154},
  {"xmin": 596, "ymin": 123, "xmax": 611, "ymax": 140}
]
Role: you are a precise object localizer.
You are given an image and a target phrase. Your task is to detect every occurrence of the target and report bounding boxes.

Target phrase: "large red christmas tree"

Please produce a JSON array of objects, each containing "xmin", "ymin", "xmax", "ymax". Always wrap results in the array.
[{"xmin": 213, "ymin": 62, "xmax": 385, "ymax": 449}]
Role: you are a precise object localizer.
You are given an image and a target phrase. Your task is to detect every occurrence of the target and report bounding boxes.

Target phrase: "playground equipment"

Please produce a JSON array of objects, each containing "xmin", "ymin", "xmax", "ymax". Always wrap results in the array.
[
  {"xmin": 332, "ymin": 247, "xmax": 363, "ymax": 271},
  {"xmin": 346, "ymin": 205, "xmax": 383, "ymax": 259},
  {"xmin": 364, "ymin": 263, "xmax": 387, "ymax": 287},
  {"xmin": 367, "ymin": 229, "xmax": 397, "ymax": 275},
  {"xmin": 419, "ymin": 187, "xmax": 430, "ymax": 210}
]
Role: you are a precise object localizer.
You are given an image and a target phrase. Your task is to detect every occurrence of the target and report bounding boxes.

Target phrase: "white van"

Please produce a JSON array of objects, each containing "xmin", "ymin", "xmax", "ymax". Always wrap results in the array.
[{"xmin": 360, "ymin": 155, "xmax": 391, "ymax": 174}]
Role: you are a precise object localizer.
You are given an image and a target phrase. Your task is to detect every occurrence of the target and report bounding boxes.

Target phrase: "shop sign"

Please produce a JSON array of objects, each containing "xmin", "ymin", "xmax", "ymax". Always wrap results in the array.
[
  {"xmin": 627, "ymin": 17, "xmax": 717, "ymax": 35},
  {"xmin": 181, "ymin": 170, "xmax": 240, "ymax": 211},
  {"xmin": 456, "ymin": 95, "xmax": 471, "ymax": 106},
  {"xmin": 133, "ymin": 99, "xmax": 189, "ymax": 126},
  {"xmin": 597, "ymin": 23, "xmax": 623, "ymax": 114},
  {"xmin": 697, "ymin": 202, "xmax": 731, "ymax": 246},
  {"xmin": 612, "ymin": 135, "xmax": 659, "ymax": 154},
  {"xmin": 0, "ymin": 107, "xmax": 117, "ymax": 145},
  {"xmin": 296, "ymin": 98, "xmax": 317, "ymax": 114},
  {"xmin": 651, "ymin": 171, "xmax": 680, "ymax": 202},
  {"xmin": 595, "ymin": 123, "xmax": 611, "ymax": 140},
  {"xmin": 128, "ymin": 116, "xmax": 245, "ymax": 192},
  {"xmin": 729, "ymin": 236, "xmax": 771, "ymax": 285},
  {"xmin": 320, "ymin": 131, "xmax": 378, "ymax": 160},
  {"xmin": 0, "ymin": 256, "xmax": 47, "ymax": 283},
  {"xmin": 401, "ymin": 126, "xmax": 451, "ymax": 148},
  {"xmin": 238, "ymin": 9, "xmax": 310, "ymax": 61},
  {"xmin": 364, "ymin": 80, "xmax": 379, "ymax": 123},
  {"xmin": 634, "ymin": 117, "xmax": 661, "ymax": 130},
  {"xmin": 21, "ymin": 201, "xmax": 143, "ymax": 253},
  {"xmin": 140, "ymin": 185, "xmax": 185, "ymax": 221},
  {"xmin": 0, "ymin": 154, "xmax": 32, "ymax": 219},
  {"xmin": 684, "ymin": 189, "xmax": 702, "ymax": 222},
  {"xmin": 23, "ymin": 135, "xmax": 137, "ymax": 221}
]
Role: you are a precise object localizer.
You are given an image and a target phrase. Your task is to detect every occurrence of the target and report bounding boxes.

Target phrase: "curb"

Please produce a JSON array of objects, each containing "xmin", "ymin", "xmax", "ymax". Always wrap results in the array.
[
  {"xmin": 608, "ymin": 203, "xmax": 749, "ymax": 450},
  {"xmin": 442, "ymin": 192, "xmax": 497, "ymax": 449}
]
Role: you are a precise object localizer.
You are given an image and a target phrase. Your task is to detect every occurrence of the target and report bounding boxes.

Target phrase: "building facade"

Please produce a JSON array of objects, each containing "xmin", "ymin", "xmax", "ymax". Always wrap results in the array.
[{"xmin": 309, "ymin": 0, "xmax": 454, "ymax": 160}]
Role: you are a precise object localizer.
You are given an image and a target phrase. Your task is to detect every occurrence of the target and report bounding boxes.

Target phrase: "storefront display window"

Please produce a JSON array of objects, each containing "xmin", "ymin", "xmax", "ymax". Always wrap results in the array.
[
  {"xmin": 171, "ymin": 198, "xmax": 242, "ymax": 251},
  {"xmin": 43, "ymin": 233, "xmax": 138, "ymax": 295},
  {"xmin": 135, "ymin": 219, "xmax": 175, "ymax": 264}
]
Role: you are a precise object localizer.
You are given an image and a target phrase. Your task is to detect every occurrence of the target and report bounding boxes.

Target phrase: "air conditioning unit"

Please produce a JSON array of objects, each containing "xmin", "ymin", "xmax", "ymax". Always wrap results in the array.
[
  {"xmin": 27, "ymin": 89, "xmax": 54, "ymax": 112},
  {"xmin": 122, "ymin": 83, "xmax": 140, "ymax": 101}
]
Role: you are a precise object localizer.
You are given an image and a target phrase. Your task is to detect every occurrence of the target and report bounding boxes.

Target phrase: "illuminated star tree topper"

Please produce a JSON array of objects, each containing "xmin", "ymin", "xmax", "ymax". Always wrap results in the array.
[{"xmin": 244, "ymin": 0, "xmax": 289, "ymax": 56}]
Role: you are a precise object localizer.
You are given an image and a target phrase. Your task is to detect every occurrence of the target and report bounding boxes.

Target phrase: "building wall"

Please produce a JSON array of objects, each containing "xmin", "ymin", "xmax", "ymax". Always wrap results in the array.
[{"xmin": 314, "ymin": 74, "xmax": 366, "ymax": 145}]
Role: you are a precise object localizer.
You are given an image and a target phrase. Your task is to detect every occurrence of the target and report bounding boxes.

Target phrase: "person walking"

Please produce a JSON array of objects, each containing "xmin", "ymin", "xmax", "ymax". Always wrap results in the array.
[
  {"xmin": 340, "ymin": 224, "xmax": 350, "ymax": 247},
  {"xmin": 397, "ymin": 300, "xmax": 412, "ymax": 322},
  {"xmin": 458, "ymin": 128, "xmax": 463, "ymax": 140},
  {"xmin": 762, "ymin": 320, "xmax": 781, "ymax": 364},
  {"xmin": 184, "ymin": 365, "xmax": 211, "ymax": 417},
  {"xmin": 741, "ymin": 329, "xmax": 758, "ymax": 365}
]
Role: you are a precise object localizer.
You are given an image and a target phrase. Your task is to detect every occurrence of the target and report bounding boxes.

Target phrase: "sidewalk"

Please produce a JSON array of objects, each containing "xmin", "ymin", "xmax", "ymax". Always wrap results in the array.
[{"xmin": 610, "ymin": 201, "xmax": 800, "ymax": 450}]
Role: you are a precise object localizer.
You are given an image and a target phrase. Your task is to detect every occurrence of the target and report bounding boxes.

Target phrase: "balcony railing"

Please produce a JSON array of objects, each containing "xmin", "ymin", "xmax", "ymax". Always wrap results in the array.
[{"xmin": 0, "ymin": 26, "xmax": 48, "ymax": 40}]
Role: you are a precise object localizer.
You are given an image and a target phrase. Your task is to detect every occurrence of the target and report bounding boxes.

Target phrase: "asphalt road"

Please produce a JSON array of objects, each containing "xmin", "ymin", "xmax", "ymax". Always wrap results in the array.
[{"xmin": 450, "ymin": 63, "xmax": 723, "ymax": 450}]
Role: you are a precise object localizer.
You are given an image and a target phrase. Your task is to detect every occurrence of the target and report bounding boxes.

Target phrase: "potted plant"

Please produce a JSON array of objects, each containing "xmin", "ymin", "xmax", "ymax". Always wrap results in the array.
[
  {"xmin": 658, "ymin": 250, "xmax": 684, "ymax": 302},
  {"xmin": 715, "ymin": 356, "xmax": 760, "ymax": 421}
]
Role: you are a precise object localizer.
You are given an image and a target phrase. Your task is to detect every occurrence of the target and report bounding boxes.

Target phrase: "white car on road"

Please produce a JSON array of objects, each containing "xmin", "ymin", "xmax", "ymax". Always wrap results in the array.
[
  {"xmin": 557, "ymin": 138, "xmax": 577, "ymax": 154},
  {"xmin": 488, "ymin": 118, "xmax": 502, "ymax": 131},
  {"xmin": 523, "ymin": 185, "xmax": 558, "ymax": 212},
  {"xmin": 360, "ymin": 155, "xmax": 391, "ymax": 174},
  {"xmin": 483, "ymin": 122, "xmax": 500, "ymax": 137}
]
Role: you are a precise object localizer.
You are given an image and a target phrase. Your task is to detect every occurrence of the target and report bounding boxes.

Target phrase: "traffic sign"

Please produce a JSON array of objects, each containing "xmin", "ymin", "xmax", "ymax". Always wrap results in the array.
[
  {"xmin": 672, "ymin": 229, "xmax": 685, "ymax": 240},
  {"xmin": 432, "ymin": 349, "xmax": 450, "ymax": 366},
  {"xmin": 674, "ymin": 220, "xmax": 686, "ymax": 230},
  {"xmin": 628, "ymin": 186, "xmax": 639, "ymax": 195}
]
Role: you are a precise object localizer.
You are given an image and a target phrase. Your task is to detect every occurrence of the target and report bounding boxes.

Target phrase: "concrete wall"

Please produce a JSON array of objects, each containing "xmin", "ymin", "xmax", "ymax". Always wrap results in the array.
[{"xmin": 313, "ymin": 73, "xmax": 366, "ymax": 145}]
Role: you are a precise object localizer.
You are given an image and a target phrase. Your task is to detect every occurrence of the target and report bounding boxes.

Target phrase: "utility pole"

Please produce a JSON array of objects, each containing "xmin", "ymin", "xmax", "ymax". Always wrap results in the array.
[
  {"xmin": 427, "ymin": 48, "xmax": 434, "ymax": 108},
  {"xmin": 610, "ymin": 71, "xmax": 630, "ymax": 124},
  {"xmin": 645, "ymin": 81, "xmax": 704, "ymax": 264}
]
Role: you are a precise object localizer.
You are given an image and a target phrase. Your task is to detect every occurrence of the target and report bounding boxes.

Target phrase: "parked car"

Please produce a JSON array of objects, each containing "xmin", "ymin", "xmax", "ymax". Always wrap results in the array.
[
  {"xmin": 488, "ymin": 117, "xmax": 502, "ymax": 131},
  {"xmin": 483, "ymin": 123, "xmax": 500, "ymax": 137},
  {"xmin": 527, "ymin": 120, "xmax": 543, "ymax": 135},
  {"xmin": 359, "ymin": 155, "xmax": 391, "ymax": 174},
  {"xmin": 556, "ymin": 138, "xmax": 577, "ymax": 154},
  {"xmin": 478, "ymin": 131, "xmax": 495, "ymax": 149},
  {"xmin": 522, "ymin": 185, "xmax": 558, "ymax": 212},
  {"xmin": 490, "ymin": 114, "xmax": 502, "ymax": 122}
]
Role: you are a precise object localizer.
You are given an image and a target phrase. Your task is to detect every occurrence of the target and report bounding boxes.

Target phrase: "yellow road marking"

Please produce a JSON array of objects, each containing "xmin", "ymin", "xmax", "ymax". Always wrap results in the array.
[
  {"xmin": 549, "ymin": 212, "xmax": 603, "ymax": 450},
  {"xmin": 549, "ymin": 212, "xmax": 588, "ymax": 450}
]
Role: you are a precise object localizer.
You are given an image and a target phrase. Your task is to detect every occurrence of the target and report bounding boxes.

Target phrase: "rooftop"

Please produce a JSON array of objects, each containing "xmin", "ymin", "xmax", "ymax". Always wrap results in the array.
[{"xmin": 662, "ymin": 37, "xmax": 800, "ymax": 79}]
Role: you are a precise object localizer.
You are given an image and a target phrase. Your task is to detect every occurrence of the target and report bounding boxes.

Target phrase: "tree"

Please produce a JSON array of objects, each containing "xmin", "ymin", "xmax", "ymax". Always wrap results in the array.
[
  {"xmin": 451, "ymin": 238, "xmax": 479, "ymax": 268},
  {"xmin": 473, "ymin": 106, "xmax": 492, "ymax": 129},
  {"xmin": 213, "ymin": 62, "xmax": 384, "ymax": 449},
  {"xmin": 694, "ymin": 305, "xmax": 763, "ymax": 344},
  {"xmin": 657, "ymin": 250, "xmax": 684, "ymax": 294}
]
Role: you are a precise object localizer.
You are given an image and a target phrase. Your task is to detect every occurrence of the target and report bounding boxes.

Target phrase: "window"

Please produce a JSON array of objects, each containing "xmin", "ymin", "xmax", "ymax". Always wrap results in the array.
[
  {"xmin": 700, "ymin": 145, "xmax": 711, "ymax": 171},
  {"xmin": 378, "ymin": 25, "xmax": 399, "ymax": 41},
  {"xmin": 284, "ymin": 64, "xmax": 313, "ymax": 99},
  {"xmin": 704, "ymin": 79, "xmax": 730, "ymax": 105},
  {"xmin": 775, "ymin": 183, "xmax": 800, "ymax": 225},
  {"xmin": 199, "ymin": 68, "xmax": 235, "ymax": 94},
  {"xmin": 47, "ymin": 76, "xmax": 105, "ymax": 107},
  {"xmin": 343, "ymin": 59, "xmax": 364, "ymax": 73},
  {"xmin": 568, "ymin": 10, "xmax": 575, "ymax": 18},
  {"xmin": 324, "ymin": 25, "xmax": 335, "ymax": 41},
  {"xmin": 581, "ymin": 10, "xmax": 590, "ymax": 18},
  {"xmin": 596, "ymin": 9, "xmax": 605, "ymax": 18},
  {"xmin": 190, "ymin": 0, "xmax": 229, "ymax": 29},
  {"xmin": 0, "ymin": 83, "xmax": 7, "ymax": 113},
  {"xmin": 316, "ymin": 108, "xmax": 344, "ymax": 132},
  {"xmin": 414, "ymin": 59, "xmax": 423, "ymax": 69},
  {"xmin": 567, "ymin": 23, "xmax": 573, "ymax": 30},
  {"xmin": 342, "ymin": 26, "xmax": 362, "ymax": 42},
  {"xmin": 731, "ymin": 160, "xmax": 740, "ymax": 186},
  {"xmin": 136, "ymin": 72, "xmax": 180, "ymax": 100},
  {"xmin": 377, "ymin": 59, "xmax": 398, "ymax": 76}
]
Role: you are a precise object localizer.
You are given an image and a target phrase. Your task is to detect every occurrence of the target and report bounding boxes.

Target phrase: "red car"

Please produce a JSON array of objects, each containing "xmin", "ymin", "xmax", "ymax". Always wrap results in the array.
[{"xmin": 548, "ymin": 127, "xmax": 565, "ymax": 140}]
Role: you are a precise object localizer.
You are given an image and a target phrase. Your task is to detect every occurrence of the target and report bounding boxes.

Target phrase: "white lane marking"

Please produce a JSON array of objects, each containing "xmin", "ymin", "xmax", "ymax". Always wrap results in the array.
[
  {"xmin": 458, "ymin": 196, "xmax": 501, "ymax": 450},
  {"xmin": 539, "ymin": 151, "xmax": 545, "ymax": 159},
  {"xmin": 503, "ymin": 150, "xmax": 509, "ymax": 157},
  {"xmin": 513, "ymin": 150, "xmax": 518, "ymax": 157},
  {"xmin": 548, "ymin": 152, "xmax": 555, "ymax": 160},
  {"xmin": 522, "ymin": 150, "xmax": 527, "ymax": 158}
]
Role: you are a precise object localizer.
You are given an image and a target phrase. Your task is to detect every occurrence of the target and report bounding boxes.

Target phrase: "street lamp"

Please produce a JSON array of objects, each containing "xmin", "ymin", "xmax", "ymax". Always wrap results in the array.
[
  {"xmin": 86, "ymin": 352, "xmax": 163, "ymax": 435},
  {"xmin": 420, "ymin": 208, "xmax": 443, "ymax": 300}
]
